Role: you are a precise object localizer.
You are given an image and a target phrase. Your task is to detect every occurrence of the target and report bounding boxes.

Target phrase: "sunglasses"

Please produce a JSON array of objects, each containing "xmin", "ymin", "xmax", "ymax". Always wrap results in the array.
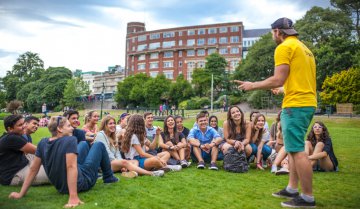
[{"xmin": 313, "ymin": 125, "xmax": 323, "ymax": 129}]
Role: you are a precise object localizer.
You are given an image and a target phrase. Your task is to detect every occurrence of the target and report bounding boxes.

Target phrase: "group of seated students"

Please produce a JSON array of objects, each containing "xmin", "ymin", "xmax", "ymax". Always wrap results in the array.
[{"xmin": 0, "ymin": 107, "xmax": 338, "ymax": 208}]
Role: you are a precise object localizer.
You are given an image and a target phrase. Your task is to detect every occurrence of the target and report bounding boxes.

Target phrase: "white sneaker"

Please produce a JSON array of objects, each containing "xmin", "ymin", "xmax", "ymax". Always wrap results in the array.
[
  {"xmin": 166, "ymin": 165, "xmax": 182, "ymax": 171},
  {"xmin": 276, "ymin": 167, "xmax": 289, "ymax": 175},
  {"xmin": 271, "ymin": 165, "xmax": 278, "ymax": 173},
  {"xmin": 151, "ymin": 170, "xmax": 164, "ymax": 177}
]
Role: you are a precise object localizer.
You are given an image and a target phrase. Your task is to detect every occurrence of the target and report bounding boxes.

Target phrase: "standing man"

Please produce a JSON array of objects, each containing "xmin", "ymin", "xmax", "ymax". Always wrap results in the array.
[
  {"xmin": 235, "ymin": 17, "xmax": 316, "ymax": 208},
  {"xmin": 23, "ymin": 116, "xmax": 40, "ymax": 143}
]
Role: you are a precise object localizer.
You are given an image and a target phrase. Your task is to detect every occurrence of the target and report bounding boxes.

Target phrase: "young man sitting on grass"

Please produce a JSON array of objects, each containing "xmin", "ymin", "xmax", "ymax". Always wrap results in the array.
[
  {"xmin": 0, "ymin": 115, "xmax": 49, "ymax": 186},
  {"xmin": 22, "ymin": 116, "xmax": 40, "ymax": 143},
  {"xmin": 187, "ymin": 113, "xmax": 224, "ymax": 170},
  {"xmin": 9, "ymin": 116, "xmax": 118, "ymax": 208}
]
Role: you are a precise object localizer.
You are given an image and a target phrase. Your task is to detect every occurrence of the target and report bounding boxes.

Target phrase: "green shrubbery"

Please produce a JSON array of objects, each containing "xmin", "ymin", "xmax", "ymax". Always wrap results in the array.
[
  {"xmin": 0, "ymin": 112, "xmax": 11, "ymax": 120},
  {"xmin": 179, "ymin": 97, "xmax": 210, "ymax": 109}
]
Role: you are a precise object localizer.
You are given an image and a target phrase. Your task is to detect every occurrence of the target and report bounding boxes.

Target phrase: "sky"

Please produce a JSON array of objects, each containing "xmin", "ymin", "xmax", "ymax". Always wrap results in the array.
[{"xmin": 0, "ymin": 0, "xmax": 331, "ymax": 77}]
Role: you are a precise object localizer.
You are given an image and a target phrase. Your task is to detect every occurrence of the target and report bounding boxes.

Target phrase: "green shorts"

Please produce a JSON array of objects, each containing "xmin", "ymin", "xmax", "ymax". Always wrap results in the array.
[{"xmin": 281, "ymin": 107, "xmax": 315, "ymax": 153}]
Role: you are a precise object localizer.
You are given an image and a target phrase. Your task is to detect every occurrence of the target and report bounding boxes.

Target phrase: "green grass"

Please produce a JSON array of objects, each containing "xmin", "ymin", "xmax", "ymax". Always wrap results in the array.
[{"xmin": 0, "ymin": 113, "xmax": 359, "ymax": 209}]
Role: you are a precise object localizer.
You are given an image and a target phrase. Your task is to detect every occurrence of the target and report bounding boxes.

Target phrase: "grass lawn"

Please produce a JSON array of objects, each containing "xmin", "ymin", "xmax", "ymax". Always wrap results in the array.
[{"xmin": 0, "ymin": 112, "xmax": 359, "ymax": 209}]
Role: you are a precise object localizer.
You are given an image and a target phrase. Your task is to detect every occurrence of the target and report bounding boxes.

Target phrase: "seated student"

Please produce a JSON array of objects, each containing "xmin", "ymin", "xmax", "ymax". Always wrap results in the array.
[
  {"xmin": 23, "ymin": 116, "xmax": 40, "ymax": 143},
  {"xmin": 269, "ymin": 110, "xmax": 282, "ymax": 149},
  {"xmin": 249, "ymin": 110, "xmax": 269, "ymax": 130},
  {"xmin": 159, "ymin": 115, "xmax": 190, "ymax": 168},
  {"xmin": 9, "ymin": 116, "xmax": 118, "ymax": 208},
  {"xmin": 143, "ymin": 112, "xmax": 160, "ymax": 155},
  {"xmin": 222, "ymin": 106, "xmax": 252, "ymax": 156},
  {"xmin": 175, "ymin": 115, "xmax": 191, "ymax": 161},
  {"xmin": 116, "ymin": 113, "xmax": 130, "ymax": 134},
  {"xmin": 193, "ymin": 110, "xmax": 209, "ymax": 128},
  {"xmin": 122, "ymin": 114, "xmax": 179, "ymax": 171},
  {"xmin": 63, "ymin": 110, "xmax": 95, "ymax": 145},
  {"xmin": 271, "ymin": 122, "xmax": 289, "ymax": 175},
  {"xmin": 188, "ymin": 113, "xmax": 223, "ymax": 170},
  {"xmin": 83, "ymin": 110, "xmax": 100, "ymax": 134},
  {"xmin": 249, "ymin": 114, "xmax": 272, "ymax": 170},
  {"xmin": 96, "ymin": 115, "xmax": 164, "ymax": 177},
  {"xmin": 209, "ymin": 115, "xmax": 224, "ymax": 139},
  {"xmin": 0, "ymin": 115, "xmax": 49, "ymax": 186},
  {"xmin": 305, "ymin": 121, "xmax": 338, "ymax": 172}
]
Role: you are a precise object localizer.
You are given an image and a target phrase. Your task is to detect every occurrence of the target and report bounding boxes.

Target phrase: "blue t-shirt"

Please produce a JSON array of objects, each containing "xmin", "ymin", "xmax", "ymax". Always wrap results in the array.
[
  {"xmin": 187, "ymin": 126, "xmax": 220, "ymax": 144},
  {"xmin": 22, "ymin": 134, "xmax": 33, "ymax": 143},
  {"xmin": 73, "ymin": 129, "xmax": 86, "ymax": 144},
  {"xmin": 36, "ymin": 136, "xmax": 83, "ymax": 194}
]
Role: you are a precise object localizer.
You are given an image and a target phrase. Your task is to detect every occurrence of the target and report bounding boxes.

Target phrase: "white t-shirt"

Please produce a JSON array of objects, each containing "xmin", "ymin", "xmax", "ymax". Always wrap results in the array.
[{"xmin": 124, "ymin": 134, "xmax": 146, "ymax": 160}]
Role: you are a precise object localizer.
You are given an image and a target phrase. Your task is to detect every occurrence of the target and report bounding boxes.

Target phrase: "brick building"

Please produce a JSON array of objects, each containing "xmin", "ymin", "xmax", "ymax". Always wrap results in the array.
[{"xmin": 125, "ymin": 22, "xmax": 244, "ymax": 81}]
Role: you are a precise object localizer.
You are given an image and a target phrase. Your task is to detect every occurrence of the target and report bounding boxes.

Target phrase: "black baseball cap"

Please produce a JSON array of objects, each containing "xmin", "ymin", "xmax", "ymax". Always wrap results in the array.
[{"xmin": 271, "ymin": 17, "xmax": 298, "ymax": 36}]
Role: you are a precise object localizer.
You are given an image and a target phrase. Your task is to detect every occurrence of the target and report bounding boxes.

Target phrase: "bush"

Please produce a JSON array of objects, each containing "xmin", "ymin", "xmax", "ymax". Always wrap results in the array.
[
  {"xmin": 354, "ymin": 104, "xmax": 360, "ymax": 115},
  {"xmin": 179, "ymin": 97, "xmax": 210, "ymax": 110},
  {"xmin": 228, "ymin": 95, "xmax": 243, "ymax": 106},
  {"xmin": 247, "ymin": 90, "xmax": 269, "ymax": 109},
  {"xmin": 0, "ymin": 112, "xmax": 11, "ymax": 120}
]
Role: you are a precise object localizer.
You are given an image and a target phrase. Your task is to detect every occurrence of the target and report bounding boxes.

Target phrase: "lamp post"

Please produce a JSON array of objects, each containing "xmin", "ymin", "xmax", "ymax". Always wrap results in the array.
[{"xmin": 100, "ymin": 82, "xmax": 105, "ymax": 119}]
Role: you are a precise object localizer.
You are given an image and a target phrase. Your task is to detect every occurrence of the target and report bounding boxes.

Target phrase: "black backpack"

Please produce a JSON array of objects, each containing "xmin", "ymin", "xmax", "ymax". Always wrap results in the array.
[{"xmin": 223, "ymin": 147, "xmax": 249, "ymax": 173}]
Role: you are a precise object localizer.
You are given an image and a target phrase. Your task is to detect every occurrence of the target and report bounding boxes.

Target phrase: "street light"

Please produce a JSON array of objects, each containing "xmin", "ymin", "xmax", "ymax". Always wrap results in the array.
[{"xmin": 100, "ymin": 82, "xmax": 105, "ymax": 119}]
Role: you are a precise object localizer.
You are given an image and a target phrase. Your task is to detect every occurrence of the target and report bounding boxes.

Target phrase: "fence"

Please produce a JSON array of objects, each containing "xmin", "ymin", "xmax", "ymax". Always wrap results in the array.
[
  {"xmin": 125, "ymin": 108, "xmax": 185, "ymax": 120},
  {"xmin": 336, "ymin": 103, "xmax": 353, "ymax": 118}
]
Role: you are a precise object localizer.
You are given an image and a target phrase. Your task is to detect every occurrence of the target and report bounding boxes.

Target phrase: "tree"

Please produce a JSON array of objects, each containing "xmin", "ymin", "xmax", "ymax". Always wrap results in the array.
[
  {"xmin": 331, "ymin": 0, "xmax": 360, "ymax": 40},
  {"xmin": 233, "ymin": 33, "xmax": 275, "ymax": 82},
  {"xmin": 3, "ymin": 52, "xmax": 45, "ymax": 102},
  {"xmin": 320, "ymin": 68, "xmax": 360, "ymax": 105},
  {"xmin": 114, "ymin": 73, "xmax": 149, "ymax": 108},
  {"xmin": 62, "ymin": 77, "xmax": 91, "ymax": 109},
  {"xmin": 191, "ymin": 68, "xmax": 211, "ymax": 97},
  {"xmin": 144, "ymin": 74, "xmax": 171, "ymax": 107},
  {"xmin": 169, "ymin": 74, "xmax": 194, "ymax": 105},
  {"xmin": 204, "ymin": 53, "xmax": 228, "ymax": 94},
  {"xmin": 295, "ymin": 6, "xmax": 353, "ymax": 45},
  {"xmin": 0, "ymin": 91, "xmax": 6, "ymax": 109}
]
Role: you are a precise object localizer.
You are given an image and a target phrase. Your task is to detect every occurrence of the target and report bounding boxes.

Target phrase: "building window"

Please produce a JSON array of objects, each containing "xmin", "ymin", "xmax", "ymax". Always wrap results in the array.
[
  {"xmin": 150, "ymin": 62, "xmax": 159, "ymax": 69},
  {"xmin": 187, "ymin": 50, "xmax": 195, "ymax": 56},
  {"xmin": 187, "ymin": 39, "xmax": 195, "ymax": 46},
  {"xmin": 150, "ymin": 33, "xmax": 160, "ymax": 40},
  {"xmin": 163, "ymin": 41, "xmax": 175, "ymax": 48},
  {"xmin": 149, "ymin": 42, "xmax": 160, "ymax": 49},
  {"xmin": 164, "ymin": 71, "xmax": 173, "ymax": 79},
  {"xmin": 208, "ymin": 28, "xmax": 217, "ymax": 34},
  {"xmin": 179, "ymin": 40, "xmax": 183, "ymax": 46},
  {"xmin": 219, "ymin": 37, "xmax": 227, "ymax": 44},
  {"xmin": 197, "ymin": 49, "xmax": 205, "ymax": 56},
  {"xmin": 219, "ymin": 48, "xmax": 228, "ymax": 54},
  {"xmin": 188, "ymin": 30, "xmax": 195, "ymax": 36},
  {"xmin": 179, "ymin": 51, "xmax": 182, "ymax": 57},
  {"xmin": 132, "ymin": 37, "xmax": 135, "ymax": 42},
  {"xmin": 230, "ymin": 60, "xmax": 239, "ymax": 68},
  {"xmin": 138, "ymin": 35, "xmax": 146, "ymax": 42},
  {"xmin": 132, "ymin": 46, "xmax": 135, "ymax": 51},
  {"xmin": 179, "ymin": 31, "xmax": 183, "ymax": 36},
  {"xmin": 163, "ymin": 61, "xmax": 173, "ymax": 68},
  {"xmin": 150, "ymin": 71, "xmax": 158, "ymax": 78},
  {"xmin": 163, "ymin": 31, "xmax": 175, "ymax": 38},
  {"xmin": 138, "ymin": 54, "xmax": 146, "ymax": 61},
  {"xmin": 220, "ymin": 27, "xmax": 228, "ymax": 33},
  {"xmin": 243, "ymin": 41, "xmax": 247, "ymax": 47},
  {"xmin": 179, "ymin": 61, "xmax": 182, "ymax": 67},
  {"xmin": 187, "ymin": 61, "xmax": 195, "ymax": 69},
  {"xmin": 231, "ymin": 47, "xmax": 239, "ymax": 54},
  {"xmin": 164, "ymin": 51, "xmax": 173, "ymax": 58},
  {"xmin": 187, "ymin": 70, "xmax": 193, "ymax": 81},
  {"xmin": 197, "ymin": 38, "xmax": 205, "ymax": 46},
  {"xmin": 198, "ymin": 28, "xmax": 205, "ymax": 35},
  {"xmin": 137, "ymin": 44, "xmax": 147, "ymax": 51},
  {"xmin": 198, "ymin": 61, "xmax": 205, "ymax": 68},
  {"xmin": 231, "ymin": 26, "xmax": 239, "ymax": 32},
  {"xmin": 150, "ymin": 53, "xmax": 159, "ymax": 59},
  {"xmin": 137, "ymin": 63, "xmax": 146, "ymax": 70},
  {"xmin": 208, "ymin": 48, "xmax": 216, "ymax": 54},
  {"xmin": 231, "ymin": 36, "xmax": 239, "ymax": 43},
  {"xmin": 208, "ymin": 38, "xmax": 217, "ymax": 45}
]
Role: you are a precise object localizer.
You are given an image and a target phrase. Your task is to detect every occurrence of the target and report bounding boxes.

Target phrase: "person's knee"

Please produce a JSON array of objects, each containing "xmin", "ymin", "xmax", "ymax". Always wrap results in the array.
[{"xmin": 315, "ymin": 142, "xmax": 325, "ymax": 149}]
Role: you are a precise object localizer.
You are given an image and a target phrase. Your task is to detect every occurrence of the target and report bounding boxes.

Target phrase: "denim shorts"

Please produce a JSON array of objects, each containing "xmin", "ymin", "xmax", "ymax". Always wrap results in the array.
[
  {"xmin": 281, "ymin": 107, "xmax": 315, "ymax": 153},
  {"xmin": 134, "ymin": 156, "xmax": 146, "ymax": 169}
]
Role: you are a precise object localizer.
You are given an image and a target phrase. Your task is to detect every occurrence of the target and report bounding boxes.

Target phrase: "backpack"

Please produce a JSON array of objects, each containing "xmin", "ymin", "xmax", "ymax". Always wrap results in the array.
[{"xmin": 223, "ymin": 147, "xmax": 249, "ymax": 173}]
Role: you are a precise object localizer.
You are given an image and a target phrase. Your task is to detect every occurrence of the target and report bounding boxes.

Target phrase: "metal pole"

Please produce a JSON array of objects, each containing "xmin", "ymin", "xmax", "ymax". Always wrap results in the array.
[
  {"xmin": 100, "ymin": 82, "xmax": 105, "ymax": 119},
  {"xmin": 211, "ymin": 74, "xmax": 213, "ymax": 112}
]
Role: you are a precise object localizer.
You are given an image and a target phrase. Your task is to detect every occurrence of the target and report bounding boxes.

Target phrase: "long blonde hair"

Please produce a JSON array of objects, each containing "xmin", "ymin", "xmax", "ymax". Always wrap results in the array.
[{"xmin": 99, "ymin": 115, "xmax": 117, "ymax": 148}]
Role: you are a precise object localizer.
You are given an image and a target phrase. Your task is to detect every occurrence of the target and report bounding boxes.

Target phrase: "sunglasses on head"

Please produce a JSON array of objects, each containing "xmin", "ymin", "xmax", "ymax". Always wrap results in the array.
[{"xmin": 56, "ymin": 116, "xmax": 63, "ymax": 127}]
